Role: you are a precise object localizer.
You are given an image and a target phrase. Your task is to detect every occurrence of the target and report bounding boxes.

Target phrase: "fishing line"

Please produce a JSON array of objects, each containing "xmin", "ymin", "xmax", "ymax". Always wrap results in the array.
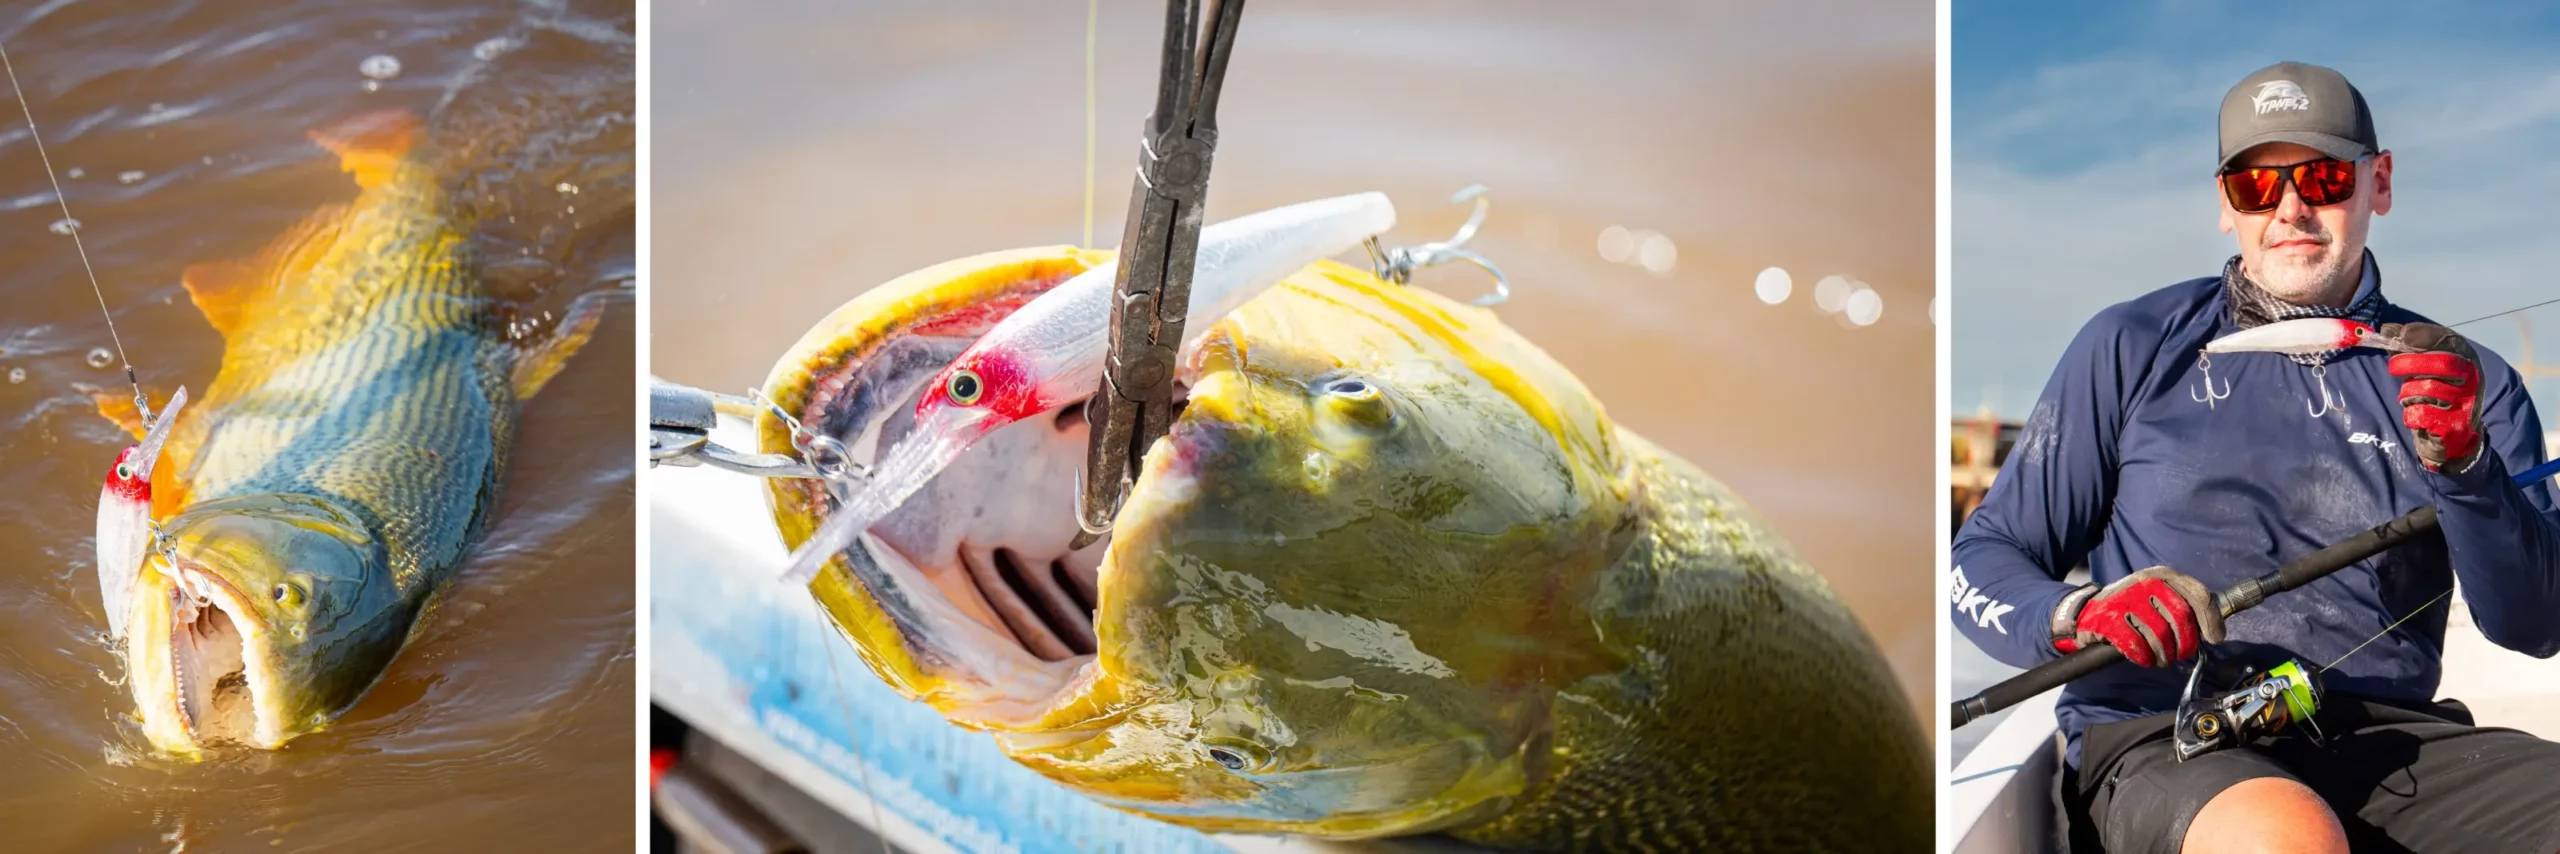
[
  {"xmin": 1082, "ymin": 0, "xmax": 1098, "ymax": 249},
  {"xmin": 0, "ymin": 39, "xmax": 150, "ymax": 421},
  {"xmin": 814, "ymin": 597, "xmax": 895, "ymax": 854},
  {"xmin": 2299, "ymin": 272, "xmax": 2543, "ymax": 667},
  {"xmin": 2446, "ymin": 296, "xmax": 2560, "ymax": 330},
  {"xmin": 2324, "ymin": 588, "xmax": 2452, "ymax": 671},
  {"xmin": 2308, "ymin": 457, "xmax": 2560, "ymax": 674}
]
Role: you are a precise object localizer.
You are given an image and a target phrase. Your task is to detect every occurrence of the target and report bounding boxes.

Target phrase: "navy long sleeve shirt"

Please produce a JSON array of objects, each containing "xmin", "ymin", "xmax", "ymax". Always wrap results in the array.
[{"xmin": 1951, "ymin": 273, "xmax": 2560, "ymax": 761}]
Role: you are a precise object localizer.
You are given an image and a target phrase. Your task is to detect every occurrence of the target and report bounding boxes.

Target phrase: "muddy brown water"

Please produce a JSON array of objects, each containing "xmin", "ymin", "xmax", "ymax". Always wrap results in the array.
[
  {"xmin": 653, "ymin": 0, "xmax": 1936, "ymax": 736},
  {"xmin": 0, "ymin": 1, "xmax": 635, "ymax": 850}
]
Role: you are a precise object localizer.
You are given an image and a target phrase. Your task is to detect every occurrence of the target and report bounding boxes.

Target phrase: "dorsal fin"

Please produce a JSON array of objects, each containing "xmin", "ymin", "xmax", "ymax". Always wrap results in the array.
[
  {"xmin": 180, "ymin": 204, "xmax": 347, "ymax": 339},
  {"xmin": 91, "ymin": 389, "xmax": 149, "ymax": 440},
  {"xmin": 308, "ymin": 108, "xmax": 423, "ymax": 191}
]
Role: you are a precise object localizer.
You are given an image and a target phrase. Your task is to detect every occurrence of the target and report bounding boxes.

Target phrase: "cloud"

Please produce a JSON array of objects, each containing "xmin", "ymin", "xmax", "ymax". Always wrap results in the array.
[{"xmin": 1957, "ymin": 25, "xmax": 2560, "ymax": 417}]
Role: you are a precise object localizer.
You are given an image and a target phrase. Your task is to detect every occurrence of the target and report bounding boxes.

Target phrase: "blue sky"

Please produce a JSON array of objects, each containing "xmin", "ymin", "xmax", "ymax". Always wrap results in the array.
[{"xmin": 1955, "ymin": 2, "xmax": 2560, "ymax": 423}]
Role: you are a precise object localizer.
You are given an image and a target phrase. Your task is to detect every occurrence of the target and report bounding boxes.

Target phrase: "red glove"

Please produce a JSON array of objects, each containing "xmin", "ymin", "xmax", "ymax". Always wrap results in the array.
[
  {"xmin": 2382, "ymin": 322, "xmax": 2484, "ymax": 474},
  {"xmin": 2050, "ymin": 567, "xmax": 2225, "ymax": 668}
]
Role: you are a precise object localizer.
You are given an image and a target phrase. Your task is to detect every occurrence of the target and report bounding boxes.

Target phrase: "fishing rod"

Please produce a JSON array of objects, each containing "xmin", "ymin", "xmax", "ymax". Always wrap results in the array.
[{"xmin": 1952, "ymin": 455, "xmax": 2560, "ymax": 727}]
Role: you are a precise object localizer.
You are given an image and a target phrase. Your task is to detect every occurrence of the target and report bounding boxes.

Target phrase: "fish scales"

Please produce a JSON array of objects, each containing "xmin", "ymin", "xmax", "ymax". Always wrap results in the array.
[
  {"xmin": 103, "ymin": 103, "xmax": 599, "ymax": 755},
  {"xmin": 182, "ymin": 158, "xmax": 511, "ymax": 595},
  {"xmin": 1446, "ymin": 437, "xmax": 1932, "ymax": 850}
]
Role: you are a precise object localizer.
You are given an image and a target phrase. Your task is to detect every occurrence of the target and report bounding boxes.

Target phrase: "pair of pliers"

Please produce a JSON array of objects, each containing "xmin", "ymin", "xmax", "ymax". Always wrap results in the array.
[
  {"xmin": 647, "ymin": 379, "xmax": 823, "ymax": 480},
  {"xmin": 1073, "ymin": 0, "xmax": 1246, "ymax": 549}
]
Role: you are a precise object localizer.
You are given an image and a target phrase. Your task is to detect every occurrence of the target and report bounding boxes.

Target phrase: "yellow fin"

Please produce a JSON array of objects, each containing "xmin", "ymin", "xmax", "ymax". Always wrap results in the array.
[
  {"xmin": 510, "ymin": 293, "xmax": 609, "ymax": 400},
  {"xmin": 91, "ymin": 390, "xmax": 148, "ymax": 440},
  {"xmin": 152, "ymin": 475, "xmax": 190, "ymax": 519},
  {"xmin": 180, "ymin": 204, "xmax": 347, "ymax": 339},
  {"xmin": 307, "ymin": 109, "xmax": 423, "ymax": 190}
]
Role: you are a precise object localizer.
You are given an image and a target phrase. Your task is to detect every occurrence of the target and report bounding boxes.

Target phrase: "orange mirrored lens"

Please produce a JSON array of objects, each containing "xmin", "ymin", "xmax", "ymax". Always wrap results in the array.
[
  {"xmin": 2294, "ymin": 160, "xmax": 2358, "ymax": 206},
  {"xmin": 2220, "ymin": 159, "xmax": 2359, "ymax": 213},
  {"xmin": 2221, "ymin": 168, "xmax": 2284, "ymax": 212}
]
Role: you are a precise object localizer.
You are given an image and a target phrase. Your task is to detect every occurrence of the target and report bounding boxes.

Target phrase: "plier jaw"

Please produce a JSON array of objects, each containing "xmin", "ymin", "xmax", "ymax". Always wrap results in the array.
[
  {"xmin": 1075, "ymin": 0, "xmax": 1247, "ymax": 548},
  {"xmin": 647, "ymin": 378, "xmax": 827, "ymax": 481}
]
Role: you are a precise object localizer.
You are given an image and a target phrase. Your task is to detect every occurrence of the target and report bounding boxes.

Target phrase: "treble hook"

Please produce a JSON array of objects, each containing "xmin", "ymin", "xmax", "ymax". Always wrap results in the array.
[
  {"xmin": 2191, "ymin": 352, "xmax": 2231, "ymax": 409},
  {"xmin": 2306, "ymin": 362, "xmax": 2341, "ymax": 420},
  {"xmin": 1367, "ymin": 184, "xmax": 1511, "ymax": 306}
]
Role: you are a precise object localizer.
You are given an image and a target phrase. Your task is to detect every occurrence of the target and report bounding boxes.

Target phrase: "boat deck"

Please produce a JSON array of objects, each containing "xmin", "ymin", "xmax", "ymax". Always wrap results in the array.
[{"xmin": 1945, "ymin": 595, "xmax": 2560, "ymax": 852}]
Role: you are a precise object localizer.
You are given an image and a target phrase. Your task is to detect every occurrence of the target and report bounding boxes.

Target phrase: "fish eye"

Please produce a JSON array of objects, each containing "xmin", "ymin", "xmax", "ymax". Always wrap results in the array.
[
  {"xmin": 273, "ymin": 582, "xmax": 306, "ymax": 608},
  {"xmin": 1323, "ymin": 377, "xmax": 1378, "ymax": 400},
  {"xmin": 1200, "ymin": 738, "xmax": 1272, "ymax": 773},
  {"xmin": 114, "ymin": 464, "xmax": 133, "ymax": 480},
  {"xmin": 1318, "ymin": 375, "xmax": 1394, "ymax": 430},
  {"xmin": 947, "ymin": 369, "xmax": 985, "ymax": 407}
]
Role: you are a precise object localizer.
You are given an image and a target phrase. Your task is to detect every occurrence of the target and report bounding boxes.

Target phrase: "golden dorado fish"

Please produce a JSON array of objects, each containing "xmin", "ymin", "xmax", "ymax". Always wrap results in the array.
[
  {"xmin": 91, "ymin": 109, "xmax": 598, "ymax": 756},
  {"xmin": 757, "ymin": 248, "xmax": 1929, "ymax": 850}
]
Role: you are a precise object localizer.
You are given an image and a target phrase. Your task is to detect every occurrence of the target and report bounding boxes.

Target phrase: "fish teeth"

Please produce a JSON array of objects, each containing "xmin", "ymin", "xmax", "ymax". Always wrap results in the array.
[{"xmin": 170, "ymin": 586, "xmax": 197, "ymax": 738}]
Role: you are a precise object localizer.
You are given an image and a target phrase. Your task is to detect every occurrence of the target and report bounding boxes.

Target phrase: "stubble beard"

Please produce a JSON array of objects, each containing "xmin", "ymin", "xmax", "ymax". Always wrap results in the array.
[{"xmin": 2247, "ymin": 222, "xmax": 2361, "ymax": 307}]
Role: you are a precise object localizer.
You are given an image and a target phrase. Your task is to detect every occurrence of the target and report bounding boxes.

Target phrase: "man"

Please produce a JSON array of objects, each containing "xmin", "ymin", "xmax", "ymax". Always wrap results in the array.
[{"xmin": 1952, "ymin": 61, "xmax": 2560, "ymax": 854}]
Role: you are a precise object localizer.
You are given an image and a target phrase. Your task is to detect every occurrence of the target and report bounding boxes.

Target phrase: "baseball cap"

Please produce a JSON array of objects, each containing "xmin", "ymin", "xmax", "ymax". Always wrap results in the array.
[{"xmin": 2217, "ymin": 61, "xmax": 2378, "ymax": 171}]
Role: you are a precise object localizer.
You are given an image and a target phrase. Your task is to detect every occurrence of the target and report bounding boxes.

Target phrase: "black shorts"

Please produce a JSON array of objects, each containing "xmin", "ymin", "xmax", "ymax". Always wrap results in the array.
[{"xmin": 2067, "ymin": 697, "xmax": 2560, "ymax": 854}]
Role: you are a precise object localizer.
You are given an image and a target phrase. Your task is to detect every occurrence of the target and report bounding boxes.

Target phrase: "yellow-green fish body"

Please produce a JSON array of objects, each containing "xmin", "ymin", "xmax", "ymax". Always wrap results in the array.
[
  {"xmin": 758, "ymin": 249, "xmax": 1928, "ymax": 851},
  {"xmin": 101, "ymin": 109, "xmax": 594, "ymax": 755}
]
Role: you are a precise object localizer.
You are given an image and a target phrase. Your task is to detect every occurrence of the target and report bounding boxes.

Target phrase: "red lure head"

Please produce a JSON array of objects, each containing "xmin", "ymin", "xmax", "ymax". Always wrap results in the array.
[
  {"xmin": 104, "ymin": 445, "xmax": 150, "ymax": 502},
  {"xmin": 2341, "ymin": 320, "xmax": 2378, "ymax": 349},
  {"xmin": 915, "ymin": 349, "xmax": 1043, "ymax": 430}
]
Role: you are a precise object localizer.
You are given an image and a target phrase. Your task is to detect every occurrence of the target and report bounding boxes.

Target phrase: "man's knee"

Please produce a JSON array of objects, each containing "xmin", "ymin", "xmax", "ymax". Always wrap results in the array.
[{"xmin": 2180, "ymin": 777, "xmax": 2347, "ymax": 854}]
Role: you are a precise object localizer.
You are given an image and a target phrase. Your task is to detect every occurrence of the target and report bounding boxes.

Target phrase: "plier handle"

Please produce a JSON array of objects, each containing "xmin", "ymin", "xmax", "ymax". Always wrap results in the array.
[
  {"xmin": 1075, "ymin": 0, "xmax": 1246, "ymax": 547},
  {"xmin": 648, "ymin": 378, "xmax": 823, "ymax": 480}
]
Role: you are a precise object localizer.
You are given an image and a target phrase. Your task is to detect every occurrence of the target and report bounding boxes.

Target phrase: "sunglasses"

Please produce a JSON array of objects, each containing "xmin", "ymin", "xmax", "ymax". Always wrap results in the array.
[{"xmin": 2218, "ymin": 155, "xmax": 2374, "ymax": 214}]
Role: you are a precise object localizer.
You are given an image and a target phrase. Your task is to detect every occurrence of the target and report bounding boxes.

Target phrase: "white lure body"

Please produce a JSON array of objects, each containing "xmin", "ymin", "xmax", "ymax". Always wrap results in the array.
[
  {"xmin": 2203, "ymin": 317, "xmax": 2376, "ymax": 356},
  {"xmin": 96, "ymin": 386, "xmax": 187, "ymax": 640}
]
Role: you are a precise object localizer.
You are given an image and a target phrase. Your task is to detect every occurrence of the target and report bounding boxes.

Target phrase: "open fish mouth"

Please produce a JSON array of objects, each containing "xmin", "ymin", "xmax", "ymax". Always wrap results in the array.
[
  {"xmin": 893, "ymin": 401, "xmax": 1110, "ymax": 662},
  {"xmin": 159, "ymin": 561, "xmax": 278, "ymax": 749},
  {"xmin": 796, "ymin": 326, "xmax": 1192, "ymax": 728}
]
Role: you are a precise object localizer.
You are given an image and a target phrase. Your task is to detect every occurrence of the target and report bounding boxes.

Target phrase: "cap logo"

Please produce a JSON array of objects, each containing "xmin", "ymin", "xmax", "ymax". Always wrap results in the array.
[{"xmin": 2253, "ymin": 80, "xmax": 2311, "ymax": 115}]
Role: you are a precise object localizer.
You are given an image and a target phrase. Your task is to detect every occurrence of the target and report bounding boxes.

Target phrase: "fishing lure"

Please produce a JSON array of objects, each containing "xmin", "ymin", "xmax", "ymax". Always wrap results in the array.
[
  {"xmin": 2203, "ymin": 318, "xmax": 2422, "ymax": 418},
  {"xmin": 2203, "ymin": 317, "xmax": 2416, "ymax": 356},
  {"xmin": 95, "ymin": 386, "xmax": 185, "ymax": 640},
  {"xmin": 775, "ymin": 191, "xmax": 1400, "ymax": 584}
]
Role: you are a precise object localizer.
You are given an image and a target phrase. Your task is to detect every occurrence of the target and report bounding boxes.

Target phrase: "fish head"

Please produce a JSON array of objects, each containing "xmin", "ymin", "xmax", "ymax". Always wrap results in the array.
[
  {"xmin": 760, "ymin": 245, "xmax": 1112, "ymax": 719},
  {"xmin": 763, "ymin": 248, "xmax": 1631, "ymax": 836},
  {"xmin": 125, "ymin": 494, "xmax": 402, "ymax": 754},
  {"xmin": 1046, "ymin": 260, "xmax": 1633, "ymax": 834}
]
